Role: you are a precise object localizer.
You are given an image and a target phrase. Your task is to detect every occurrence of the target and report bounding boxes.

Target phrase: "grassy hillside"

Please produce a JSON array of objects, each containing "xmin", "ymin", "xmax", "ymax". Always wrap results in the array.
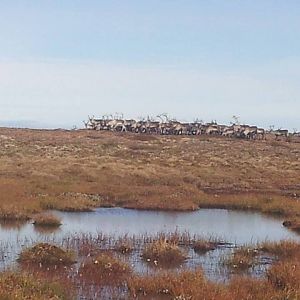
[{"xmin": 0, "ymin": 127, "xmax": 299, "ymax": 219}]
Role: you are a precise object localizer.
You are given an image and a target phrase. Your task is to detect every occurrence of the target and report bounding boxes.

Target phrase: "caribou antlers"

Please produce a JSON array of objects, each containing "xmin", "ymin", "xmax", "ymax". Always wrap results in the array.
[
  {"xmin": 83, "ymin": 120, "xmax": 88, "ymax": 128},
  {"xmin": 82, "ymin": 114, "xmax": 294, "ymax": 142}
]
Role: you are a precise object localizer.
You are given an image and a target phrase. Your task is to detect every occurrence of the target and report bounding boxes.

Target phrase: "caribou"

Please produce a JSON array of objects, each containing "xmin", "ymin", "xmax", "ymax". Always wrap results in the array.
[
  {"xmin": 274, "ymin": 129, "xmax": 289, "ymax": 141},
  {"xmin": 83, "ymin": 115, "xmax": 290, "ymax": 142}
]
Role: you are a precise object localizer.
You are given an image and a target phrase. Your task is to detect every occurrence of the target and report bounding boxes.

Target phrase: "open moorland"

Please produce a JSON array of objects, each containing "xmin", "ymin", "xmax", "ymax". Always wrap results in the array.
[
  {"xmin": 0, "ymin": 127, "xmax": 299, "ymax": 219},
  {"xmin": 1, "ymin": 127, "xmax": 300, "ymax": 299}
]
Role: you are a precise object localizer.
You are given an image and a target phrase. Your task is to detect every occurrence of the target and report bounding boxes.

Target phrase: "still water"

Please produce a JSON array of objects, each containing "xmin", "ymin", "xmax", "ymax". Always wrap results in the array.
[
  {"xmin": 50, "ymin": 208, "xmax": 299, "ymax": 244},
  {"xmin": 0, "ymin": 208, "xmax": 298, "ymax": 281}
]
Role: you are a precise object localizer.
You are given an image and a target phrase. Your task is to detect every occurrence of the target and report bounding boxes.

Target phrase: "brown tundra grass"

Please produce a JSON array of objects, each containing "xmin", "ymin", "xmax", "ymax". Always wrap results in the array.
[
  {"xmin": 4, "ymin": 235, "xmax": 300, "ymax": 299},
  {"xmin": 18, "ymin": 243, "xmax": 76, "ymax": 267},
  {"xmin": 114, "ymin": 238, "xmax": 134, "ymax": 254},
  {"xmin": 127, "ymin": 269, "xmax": 227, "ymax": 299},
  {"xmin": 33, "ymin": 213, "xmax": 62, "ymax": 227},
  {"xmin": 267, "ymin": 258, "xmax": 300, "ymax": 291},
  {"xmin": 224, "ymin": 241, "xmax": 300, "ymax": 272},
  {"xmin": 283, "ymin": 218, "xmax": 300, "ymax": 233},
  {"xmin": 0, "ymin": 206, "xmax": 32, "ymax": 222},
  {"xmin": 259, "ymin": 240, "xmax": 300, "ymax": 258},
  {"xmin": 0, "ymin": 128, "xmax": 299, "ymax": 217},
  {"xmin": 79, "ymin": 252, "xmax": 131, "ymax": 285},
  {"xmin": 142, "ymin": 238, "xmax": 187, "ymax": 266},
  {"xmin": 224, "ymin": 246, "xmax": 260, "ymax": 271},
  {"xmin": 0, "ymin": 271, "xmax": 71, "ymax": 300},
  {"xmin": 226, "ymin": 276, "xmax": 292, "ymax": 300},
  {"xmin": 192, "ymin": 239, "xmax": 218, "ymax": 254},
  {"xmin": 128, "ymin": 267, "xmax": 300, "ymax": 300}
]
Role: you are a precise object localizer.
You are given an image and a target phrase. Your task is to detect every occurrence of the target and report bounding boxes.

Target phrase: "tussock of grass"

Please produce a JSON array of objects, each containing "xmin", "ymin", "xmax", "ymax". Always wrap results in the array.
[
  {"xmin": 33, "ymin": 213, "xmax": 61, "ymax": 227},
  {"xmin": 114, "ymin": 238, "xmax": 133, "ymax": 254},
  {"xmin": 267, "ymin": 258, "xmax": 300, "ymax": 290},
  {"xmin": 128, "ymin": 267, "xmax": 300, "ymax": 299},
  {"xmin": 193, "ymin": 240, "xmax": 217, "ymax": 254},
  {"xmin": 0, "ymin": 272, "xmax": 70, "ymax": 300},
  {"xmin": 77, "ymin": 240, "xmax": 101, "ymax": 257},
  {"xmin": 224, "ymin": 241, "xmax": 300, "ymax": 270},
  {"xmin": 283, "ymin": 219, "xmax": 300, "ymax": 233},
  {"xmin": 227, "ymin": 277, "xmax": 287, "ymax": 300},
  {"xmin": 150, "ymin": 231, "xmax": 194, "ymax": 246},
  {"xmin": 260, "ymin": 240, "xmax": 300, "ymax": 258},
  {"xmin": 79, "ymin": 252, "xmax": 131, "ymax": 284},
  {"xmin": 142, "ymin": 238, "xmax": 187, "ymax": 266},
  {"xmin": 224, "ymin": 246, "xmax": 260, "ymax": 271},
  {"xmin": 18, "ymin": 243, "xmax": 76, "ymax": 267},
  {"xmin": 127, "ymin": 269, "xmax": 225, "ymax": 299}
]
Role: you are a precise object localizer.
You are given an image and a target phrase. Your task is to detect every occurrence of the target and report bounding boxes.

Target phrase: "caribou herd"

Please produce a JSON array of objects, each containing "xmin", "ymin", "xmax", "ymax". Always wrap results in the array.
[{"xmin": 83, "ymin": 114, "xmax": 298, "ymax": 141}]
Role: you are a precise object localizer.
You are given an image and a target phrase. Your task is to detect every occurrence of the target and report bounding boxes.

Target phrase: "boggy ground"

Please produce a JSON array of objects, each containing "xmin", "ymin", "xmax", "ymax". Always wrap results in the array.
[
  {"xmin": 4, "ymin": 235, "xmax": 300, "ymax": 299},
  {"xmin": 0, "ymin": 127, "xmax": 300, "ymax": 220}
]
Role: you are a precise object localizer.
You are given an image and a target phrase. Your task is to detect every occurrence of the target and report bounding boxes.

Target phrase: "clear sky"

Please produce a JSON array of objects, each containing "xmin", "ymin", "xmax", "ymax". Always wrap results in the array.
[{"xmin": 0, "ymin": 1, "xmax": 299, "ymax": 130}]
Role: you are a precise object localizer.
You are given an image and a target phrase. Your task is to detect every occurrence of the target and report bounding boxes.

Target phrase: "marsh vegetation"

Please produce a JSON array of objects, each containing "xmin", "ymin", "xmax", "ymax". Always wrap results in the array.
[{"xmin": 0, "ymin": 231, "xmax": 297, "ymax": 299}]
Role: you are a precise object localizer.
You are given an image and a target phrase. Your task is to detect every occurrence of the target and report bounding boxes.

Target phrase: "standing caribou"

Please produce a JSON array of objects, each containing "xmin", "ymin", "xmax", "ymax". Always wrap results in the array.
[
  {"xmin": 83, "ymin": 115, "xmax": 289, "ymax": 142},
  {"xmin": 274, "ymin": 129, "xmax": 289, "ymax": 141}
]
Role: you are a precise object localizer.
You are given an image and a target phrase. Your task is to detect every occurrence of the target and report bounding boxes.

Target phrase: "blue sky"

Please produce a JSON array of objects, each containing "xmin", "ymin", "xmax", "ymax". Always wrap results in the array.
[{"xmin": 0, "ymin": 1, "xmax": 299, "ymax": 129}]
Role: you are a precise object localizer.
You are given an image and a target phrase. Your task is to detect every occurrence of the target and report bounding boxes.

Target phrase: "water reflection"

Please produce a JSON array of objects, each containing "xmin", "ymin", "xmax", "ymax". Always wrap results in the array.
[
  {"xmin": 33, "ymin": 225, "xmax": 62, "ymax": 235},
  {"xmin": 52, "ymin": 208, "xmax": 299, "ymax": 244},
  {"xmin": 0, "ymin": 220, "xmax": 27, "ymax": 231}
]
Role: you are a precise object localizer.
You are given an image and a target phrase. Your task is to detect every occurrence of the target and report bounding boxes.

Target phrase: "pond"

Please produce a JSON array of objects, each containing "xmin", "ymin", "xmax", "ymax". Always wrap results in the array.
[
  {"xmin": 52, "ymin": 208, "xmax": 299, "ymax": 243},
  {"xmin": 0, "ymin": 208, "xmax": 299, "ymax": 282}
]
